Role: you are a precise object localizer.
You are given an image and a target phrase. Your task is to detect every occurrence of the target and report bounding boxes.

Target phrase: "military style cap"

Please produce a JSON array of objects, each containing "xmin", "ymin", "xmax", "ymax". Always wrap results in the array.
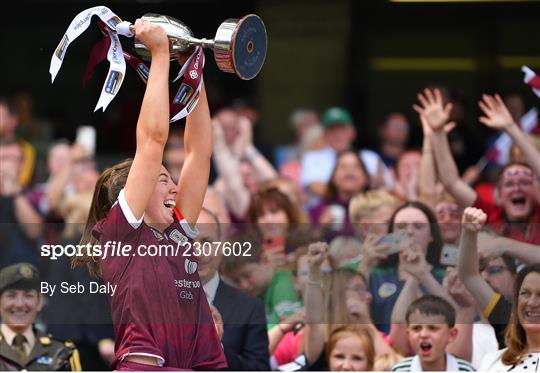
[
  {"xmin": 321, "ymin": 107, "xmax": 353, "ymax": 128},
  {"xmin": 0, "ymin": 263, "xmax": 40, "ymax": 294}
]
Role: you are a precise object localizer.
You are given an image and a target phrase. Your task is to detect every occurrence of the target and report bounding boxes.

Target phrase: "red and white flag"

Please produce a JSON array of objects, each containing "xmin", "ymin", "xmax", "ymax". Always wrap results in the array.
[{"xmin": 522, "ymin": 65, "xmax": 540, "ymax": 99}]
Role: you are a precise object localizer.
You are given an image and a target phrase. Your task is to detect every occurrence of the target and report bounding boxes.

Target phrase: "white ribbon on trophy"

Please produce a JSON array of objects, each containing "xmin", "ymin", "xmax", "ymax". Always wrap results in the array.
[{"xmin": 50, "ymin": 6, "xmax": 134, "ymax": 112}]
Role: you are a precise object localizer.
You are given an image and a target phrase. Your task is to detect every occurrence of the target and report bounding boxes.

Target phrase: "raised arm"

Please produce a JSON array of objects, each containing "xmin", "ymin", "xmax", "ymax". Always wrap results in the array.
[
  {"xmin": 176, "ymin": 81, "xmax": 212, "ymax": 225},
  {"xmin": 457, "ymin": 207, "xmax": 494, "ymax": 312},
  {"xmin": 389, "ymin": 276, "xmax": 418, "ymax": 356},
  {"xmin": 478, "ymin": 231, "xmax": 540, "ymax": 266},
  {"xmin": 124, "ymin": 21, "xmax": 170, "ymax": 219},
  {"xmin": 413, "ymin": 88, "xmax": 477, "ymax": 207},
  {"xmin": 479, "ymin": 93, "xmax": 540, "ymax": 178},
  {"xmin": 212, "ymin": 119, "xmax": 251, "ymax": 219},
  {"xmin": 418, "ymin": 115, "xmax": 438, "ymax": 207},
  {"xmin": 238, "ymin": 116, "xmax": 278, "ymax": 181},
  {"xmin": 445, "ymin": 268, "xmax": 476, "ymax": 363},
  {"xmin": 303, "ymin": 242, "xmax": 328, "ymax": 366}
]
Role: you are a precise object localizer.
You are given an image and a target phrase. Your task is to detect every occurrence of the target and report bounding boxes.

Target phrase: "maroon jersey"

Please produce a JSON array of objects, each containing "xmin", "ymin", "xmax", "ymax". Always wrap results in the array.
[{"xmin": 93, "ymin": 189, "xmax": 227, "ymax": 370}]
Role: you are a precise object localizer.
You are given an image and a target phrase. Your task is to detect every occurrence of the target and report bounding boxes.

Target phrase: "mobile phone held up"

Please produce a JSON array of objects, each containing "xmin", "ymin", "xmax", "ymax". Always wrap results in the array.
[
  {"xmin": 76, "ymin": 125, "xmax": 96, "ymax": 157},
  {"xmin": 440, "ymin": 244, "xmax": 459, "ymax": 267},
  {"xmin": 263, "ymin": 236, "xmax": 286, "ymax": 253},
  {"xmin": 377, "ymin": 230, "xmax": 407, "ymax": 255}
]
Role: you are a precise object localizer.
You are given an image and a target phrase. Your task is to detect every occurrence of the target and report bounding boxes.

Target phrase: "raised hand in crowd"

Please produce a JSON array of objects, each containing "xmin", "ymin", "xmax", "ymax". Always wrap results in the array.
[
  {"xmin": 358, "ymin": 233, "xmax": 390, "ymax": 278},
  {"xmin": 443, "ymin": 267, "xmax": 476, "ymax": 363},
  {"xmin": 47, "ymin": 141, "xmax": 91, "ymax": 215},
  {"xmin": 462, "ymin": 206, "xmax": 487, "ymax": 233},
  {"xmin": 445, "ymin": 267, "xmax": 475, "ymax": 309},
  {"xmin": 418, "ymin": 113, "xmax": 455, "ymax": 207},
  {"xmin": 278, "ymin": 308, "xmax": 305, "ymax": 335},
  {"xmin": 478, "ymin": 93, "xmax": 540, "ymax": 178},
  {"xmin": 307, "ymin": 241, "xmax": 329, "ymax": 273},
  {"xmin": 456, "ymin": 207, "xmax": 497, "ymax": 312},
  {"xmin": 263, "ymin": 248, "xmax": 288, "ymax": 270},
  {"xmin": 415, "ymin": 88, "xmax": 478, "ymax": 207},
  {"xmin": 478, "ymin": 93, "xmax": 516, "ymax": 131},
  {"xmin": 413, "ymin": 88, "xmax": 453, "ymax": 131},
  {"xmin": 304, "ymin": 242, "xmax": 328, "ymax": 364},
  {"xmin": 398, "ymin": 242, "xmax": 430, "ymax": 280}
]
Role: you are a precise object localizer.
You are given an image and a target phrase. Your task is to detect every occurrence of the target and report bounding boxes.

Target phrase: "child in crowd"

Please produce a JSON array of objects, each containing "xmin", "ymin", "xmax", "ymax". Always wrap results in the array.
[
  {"xmin": 220, "ymin": 233, "xmax": 302, "ymax": 328},
  {"xmin": 326, "ymin": 325, "xmax": 375, "ymax": 371},
  {"xmin": 391, "ymin": 295, "xmax": 475, "ymax": 372}
]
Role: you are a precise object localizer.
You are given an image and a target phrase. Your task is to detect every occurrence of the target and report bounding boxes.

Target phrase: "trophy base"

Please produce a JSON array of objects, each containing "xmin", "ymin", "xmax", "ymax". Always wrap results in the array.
[{"xmin": 214, "ymin": 14, "xmax": 267, "ymax": 80}]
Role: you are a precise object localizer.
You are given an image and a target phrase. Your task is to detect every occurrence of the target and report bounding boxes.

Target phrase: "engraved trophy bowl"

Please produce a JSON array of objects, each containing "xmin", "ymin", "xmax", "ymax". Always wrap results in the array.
[{"xmin": 133, "ymin": 13, "xmax": 267, "ymax": 80}]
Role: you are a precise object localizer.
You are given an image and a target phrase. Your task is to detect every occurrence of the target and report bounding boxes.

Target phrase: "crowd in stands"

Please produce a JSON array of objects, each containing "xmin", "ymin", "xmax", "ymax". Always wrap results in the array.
[{"xmin": 1, "ymin": 81, "xmax": 540, "ymax": 371}]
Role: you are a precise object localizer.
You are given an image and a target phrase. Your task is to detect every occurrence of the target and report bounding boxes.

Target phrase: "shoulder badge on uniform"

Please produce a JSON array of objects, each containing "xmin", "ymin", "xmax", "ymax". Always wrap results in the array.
[
  {"xmin": 39, "ymin": 336, "xmax": 51, "ymax": 345},
  {"xmin": 170, "ymin": 229, "xmax": 188, "ymax": 245}
]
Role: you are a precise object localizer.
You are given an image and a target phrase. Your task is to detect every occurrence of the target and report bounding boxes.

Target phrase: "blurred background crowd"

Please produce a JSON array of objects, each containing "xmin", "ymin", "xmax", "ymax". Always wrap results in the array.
[{"xmin": 1, "ymin": 0, "xmax": 540, "ymax": 371}]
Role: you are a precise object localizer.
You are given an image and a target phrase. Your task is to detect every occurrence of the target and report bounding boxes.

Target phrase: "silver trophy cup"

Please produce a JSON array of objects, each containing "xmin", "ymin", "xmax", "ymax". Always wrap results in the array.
[{"xmin": 132, "ymin": 14, "xmax": 267, "ymax": 80}]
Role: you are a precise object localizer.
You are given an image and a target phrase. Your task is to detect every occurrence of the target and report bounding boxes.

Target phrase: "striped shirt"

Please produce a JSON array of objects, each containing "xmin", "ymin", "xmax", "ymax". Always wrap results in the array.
[{"xmin": 392, "ymin": 353, "xmax": 476, "ymax": 372}]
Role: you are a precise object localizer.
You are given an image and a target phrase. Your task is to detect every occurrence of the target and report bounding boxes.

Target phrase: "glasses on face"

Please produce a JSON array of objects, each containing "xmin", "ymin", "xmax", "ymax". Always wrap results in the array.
[
  {"xmin": 435, "ymin": 205, "xmax": 462, "ymax": 219},
  {"xmin": 500, "ymin": 179, "xmax": 534, "ymax": 190},
  {"xmin": 480, "ymin": 264, "xmax": 507, "ymax": 275}
]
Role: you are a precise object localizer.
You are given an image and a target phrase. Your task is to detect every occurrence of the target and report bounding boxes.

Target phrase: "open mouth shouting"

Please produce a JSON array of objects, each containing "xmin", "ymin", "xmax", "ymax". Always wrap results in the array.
[
  {"xmin": 418, "ymin": 341, "xmax": 433, "ymax": 357},
  {"xmin": 164, "ymin": 199, "xmax": 176, "ymax": 215}
]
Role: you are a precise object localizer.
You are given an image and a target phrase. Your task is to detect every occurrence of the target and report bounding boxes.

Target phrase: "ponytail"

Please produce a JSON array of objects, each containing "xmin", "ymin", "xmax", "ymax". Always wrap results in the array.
[{"xmin": 73, "ymin": 159, "xmax": 133, "ymax": 277}]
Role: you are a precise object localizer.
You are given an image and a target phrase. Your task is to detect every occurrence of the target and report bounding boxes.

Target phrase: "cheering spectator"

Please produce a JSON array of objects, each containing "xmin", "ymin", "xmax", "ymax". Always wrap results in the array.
[
  {"xmin": 414, "ymin": 88, "xmax": 540, "ymax": 244},
  {"xmin": 391, "ymin": 150, "xmax": 422, "ymax": 201},
  {"xmin": 368, "ymin": 201, "xmax": 446, "ymax": 333},
  {"xmin": 480, "ymin": 265, "xmax": 540, "ymax": 371},
  {"xmin": 390, "ymin": 295, "xmax": 475, "ymax": 371},
  {"xmin": 300, "ymin": 107, "xmax": 385, "ymax": 207},
  {"xmin": 212, "ymin": 108, "xmax": 278, "ymax": 224},
  {"xmin": 457, "ymin": 207, "xmax": 540, "ymax": 348},
  {"xmin": 247, "ymin": 187, "xmax": 306, "ymax": 268},
  {"xmin": 326, "ymin": 325, "xmax": 376, "ymax": 371},
  {"xmin": 303, "ymin": 242, "xmax": 394, "ymax": 370},
  {"xmin": 309, "ymin": 150, "xmax": 370, "ymax": 240}
]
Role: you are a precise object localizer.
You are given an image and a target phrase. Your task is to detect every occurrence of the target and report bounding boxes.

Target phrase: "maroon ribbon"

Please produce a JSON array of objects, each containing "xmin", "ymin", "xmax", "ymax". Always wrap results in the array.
[
  {"xmin": 170, "ymin": 46, "xmax": 205, "ymax": 121},
  {"xmin": 83, "ymin": 20, "xmax": 111, "ymax": 88}
]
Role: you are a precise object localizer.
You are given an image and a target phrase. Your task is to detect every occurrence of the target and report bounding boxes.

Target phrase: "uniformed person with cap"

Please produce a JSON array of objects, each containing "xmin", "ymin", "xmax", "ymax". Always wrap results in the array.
[{"xmin": 0, "ymin": 263, "xmax": 82, "ymax": 371}]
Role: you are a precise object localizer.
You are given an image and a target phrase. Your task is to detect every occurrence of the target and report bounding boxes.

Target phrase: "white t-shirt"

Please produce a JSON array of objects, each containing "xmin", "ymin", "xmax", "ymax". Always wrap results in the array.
[
  {"xmin": 481, "ymin": 349, "xmax": 540, "ymax": 371},
  {"xmin": 472, "ymin": 323, "xmax": 499, "ymax": 369},
  {"xmin": 300, "ymin": 146, "xmax": 387, "ymax": 186}
]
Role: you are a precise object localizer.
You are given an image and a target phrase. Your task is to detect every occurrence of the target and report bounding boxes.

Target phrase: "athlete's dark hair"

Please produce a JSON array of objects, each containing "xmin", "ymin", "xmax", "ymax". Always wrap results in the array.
[{"xmin": 74, "ymin": 159, "xmax": 133, "ymax": 277}]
